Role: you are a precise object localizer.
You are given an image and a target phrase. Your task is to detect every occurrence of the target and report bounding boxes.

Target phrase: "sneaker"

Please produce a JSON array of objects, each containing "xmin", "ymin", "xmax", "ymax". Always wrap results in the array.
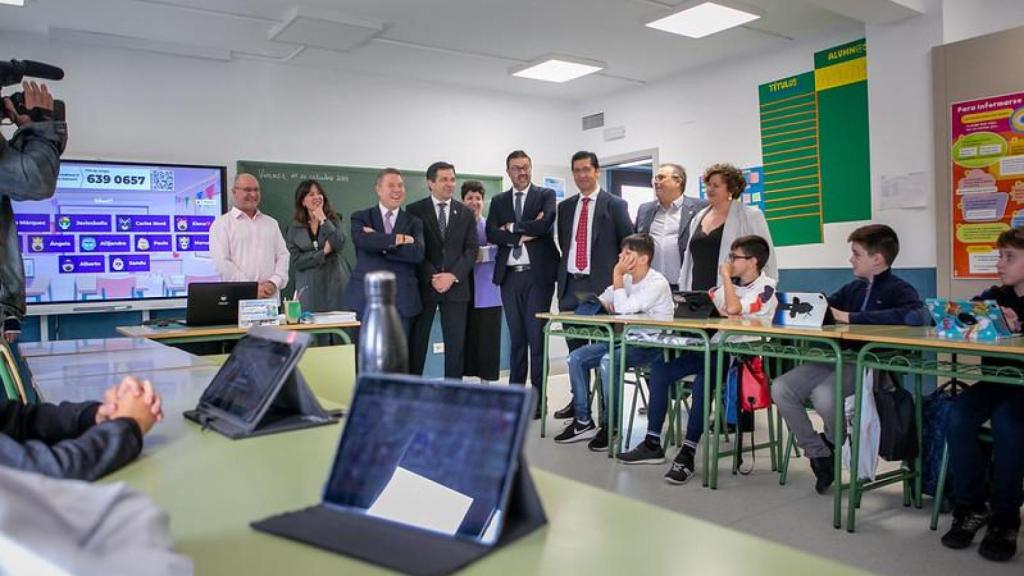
[
  {"xmin": 664, "ymin": 447, "xmax": 695, "ymax": 485},
  {"xmin": 978, "ymin": 518, "xmax": 1019, "ymax": 562},
  {"xmin": 587, "ymin": 428, "xmax": 609, "ymax": 452},
  {"xmin": 617, "ymin": 440, "xmax": 666, "ymax": 465},
  {"xmin": 554, "ymin": 419, "xmax": 596, "ymax": 444},
  {"xmin": 553, "ymin": 401, "xmax": 575, "ymax": 420},
  {"xmin": 809, "ymin": 454, "xmax": 834, "ymax": 495},
  {"xmin": 941, "ymin": 507, "xmax": 990, "ymax": 550}
]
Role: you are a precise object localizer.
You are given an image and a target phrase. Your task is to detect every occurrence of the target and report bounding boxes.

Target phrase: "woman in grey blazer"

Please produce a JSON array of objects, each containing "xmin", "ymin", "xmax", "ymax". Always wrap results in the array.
[
  {"xmin": 284, "ymin": 180, "xmax": 351, "ymax": 312},
  {"xmin": 678, "ymin": 163, "xmax": 777, "ymax": 290}
]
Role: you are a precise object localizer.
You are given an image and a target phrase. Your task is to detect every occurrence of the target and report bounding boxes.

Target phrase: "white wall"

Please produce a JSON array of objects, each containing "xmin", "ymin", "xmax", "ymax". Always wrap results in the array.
[
  {"xmin": 942, "ymin": 0, "xmax": 1024, "ymax": 43},
  {"xmin": 0, "ymin": 32, "xmax": 578, "ymax": 189}
]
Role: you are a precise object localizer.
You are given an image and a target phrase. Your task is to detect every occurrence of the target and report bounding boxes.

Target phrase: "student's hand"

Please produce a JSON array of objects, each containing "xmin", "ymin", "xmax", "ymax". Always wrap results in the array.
[
  {"xmin": 109, "ymin": 391, "xmax": 159, "ymax": 435},
  {"xmin": 97, "ymin": 376, "xmax": 164, "ymax": 424},
  {"xmin": 1001, "ymin": 306, "xmax": 1021, "ymax": 332},
  {"xmin": 614, "ymin": 252, "xmax": 635, "ymax": 276},
  {"xmin": 323, "ymin": 239, "xmax": 333, "ymax": 255},
  {"xmin": 257, "ymin": 281, "xmax": 276, "ymax": 299},
  {"xmin": 309, "ymin": 206, "xmax": 326, "ymax": 223},
  {"xmin": 831, "ymin": 307, "xmax": 850, "ymax": 324},
  {"xmin": 719, "ymin": 262, "xmax": 733, "ymax": 280},
  {"xmin": 394, "ymin": 234, "xmax": 414, "ymax": 246}
]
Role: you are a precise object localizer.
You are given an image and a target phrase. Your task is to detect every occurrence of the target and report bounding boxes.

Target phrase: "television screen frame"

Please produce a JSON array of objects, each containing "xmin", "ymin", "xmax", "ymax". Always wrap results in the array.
[{"xmin": 16, "ymin": 158, "xmax": 228, "ymax": 315}]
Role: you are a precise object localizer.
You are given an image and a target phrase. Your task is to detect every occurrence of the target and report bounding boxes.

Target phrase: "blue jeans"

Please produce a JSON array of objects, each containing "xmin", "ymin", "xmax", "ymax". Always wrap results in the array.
[
  {"xmin": 567, "ymin": 343, "xmax": 661, "ymax": 426},
  {"xmin": 647, "ymin": 351, "xmax": 718, "ymax": 444},
  {"xmin": 946, "ymin": 382, "xmax": 1024, "ymax": 525}
]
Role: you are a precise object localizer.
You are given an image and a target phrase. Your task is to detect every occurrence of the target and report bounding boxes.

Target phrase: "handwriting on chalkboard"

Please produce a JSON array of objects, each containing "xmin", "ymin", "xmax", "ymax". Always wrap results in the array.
[{"xmin": 254, "ymin": 168, "xmax": 350, "ymax": 184}]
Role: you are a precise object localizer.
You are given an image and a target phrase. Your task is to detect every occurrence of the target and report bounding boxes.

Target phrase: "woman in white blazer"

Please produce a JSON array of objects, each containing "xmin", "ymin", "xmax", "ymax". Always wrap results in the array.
[{"xmin": 678, "ymin": 163, "xmax": 777, "ymax": 290}]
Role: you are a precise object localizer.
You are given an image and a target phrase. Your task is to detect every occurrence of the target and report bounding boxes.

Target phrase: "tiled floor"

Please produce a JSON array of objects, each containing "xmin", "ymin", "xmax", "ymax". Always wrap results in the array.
[{"xmin": 518, "ymin": 373, "xmax": 1021, "ymax": 576}]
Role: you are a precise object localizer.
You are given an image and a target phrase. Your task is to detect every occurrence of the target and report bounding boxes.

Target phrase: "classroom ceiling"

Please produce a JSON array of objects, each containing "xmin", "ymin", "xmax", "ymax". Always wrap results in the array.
[{"xmin": 1, "ymin": 0, "xmax": 923, "ymax": 102}]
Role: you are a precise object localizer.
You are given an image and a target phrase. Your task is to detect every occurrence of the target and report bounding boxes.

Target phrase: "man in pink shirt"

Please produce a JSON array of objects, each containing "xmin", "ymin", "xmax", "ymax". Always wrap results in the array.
[{"xmin": 209, "ymin": 173, "xmax": 289, "ymax": 299}]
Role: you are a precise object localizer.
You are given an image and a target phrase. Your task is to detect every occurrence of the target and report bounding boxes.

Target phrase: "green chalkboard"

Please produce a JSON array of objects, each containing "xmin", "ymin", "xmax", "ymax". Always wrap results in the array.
[{"xmin": 235, "ymin": 160, "xmax": 503, "ymax": 296}]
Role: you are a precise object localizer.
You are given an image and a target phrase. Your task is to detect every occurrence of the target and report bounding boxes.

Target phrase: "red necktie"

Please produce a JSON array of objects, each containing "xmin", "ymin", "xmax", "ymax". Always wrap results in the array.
[{"xmin": 575, "ymin": 197, "xmax": 590, "ymax": 271}]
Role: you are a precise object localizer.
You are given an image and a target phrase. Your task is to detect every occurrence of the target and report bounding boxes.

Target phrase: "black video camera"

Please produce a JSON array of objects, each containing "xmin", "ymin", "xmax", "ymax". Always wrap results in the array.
[{"xmin": 0, "ymin": 59, "xmax": 66, "ymax": 123}]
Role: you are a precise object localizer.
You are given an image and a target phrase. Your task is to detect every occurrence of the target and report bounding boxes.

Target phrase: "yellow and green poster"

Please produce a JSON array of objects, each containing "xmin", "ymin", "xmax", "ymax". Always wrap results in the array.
[{"xmin": 757, "ymin": 39, "xmax": 870, "ymax": 247}]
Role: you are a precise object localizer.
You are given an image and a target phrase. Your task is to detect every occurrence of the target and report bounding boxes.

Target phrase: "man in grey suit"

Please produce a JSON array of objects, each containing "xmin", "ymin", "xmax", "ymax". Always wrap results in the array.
[{"xmin": 634, "ymin": 163, "xmax": 706, "ymax": 290}]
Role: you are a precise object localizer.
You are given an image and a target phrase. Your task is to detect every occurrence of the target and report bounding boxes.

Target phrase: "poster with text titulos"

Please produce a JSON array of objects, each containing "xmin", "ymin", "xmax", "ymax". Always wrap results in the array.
[{"xmin": 951, "ymin": 92, "xmax": 1024, "ymax": 279}]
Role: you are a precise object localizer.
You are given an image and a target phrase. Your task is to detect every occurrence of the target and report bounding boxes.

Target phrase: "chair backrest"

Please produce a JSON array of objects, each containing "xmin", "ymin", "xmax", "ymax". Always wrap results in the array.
[
  {"xmin": 96, "ymin": 276, "xmax": 137, "ymax": 299},
  {"xmin": 0, "ymin": 342, "xmax": 28, "ymax": 403}
]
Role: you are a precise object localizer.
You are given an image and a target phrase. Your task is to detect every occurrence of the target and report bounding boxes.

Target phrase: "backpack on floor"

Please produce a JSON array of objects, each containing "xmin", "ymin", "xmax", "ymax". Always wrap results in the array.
[{"xmin": 874, "ymin": 371, "xmax": 919, "ymax": 462}]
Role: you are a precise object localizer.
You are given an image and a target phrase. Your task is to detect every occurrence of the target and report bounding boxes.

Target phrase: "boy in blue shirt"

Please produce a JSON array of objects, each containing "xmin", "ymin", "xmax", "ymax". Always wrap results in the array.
[
  {"xmin": 772, "ymin": 224, "xmax": 924, "ymax": 495},
  {"xmin": 941, "ymin": 227, "xmax": 1024, "ymax": 562}
]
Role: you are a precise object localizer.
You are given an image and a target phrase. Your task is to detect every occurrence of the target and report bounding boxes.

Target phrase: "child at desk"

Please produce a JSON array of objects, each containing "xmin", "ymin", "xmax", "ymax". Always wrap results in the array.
[
  {"xmin": 553, "ymin": 234, "xmax": 674, "ymax": 451},
  {"xmin": 618, "ymin": 235, "xmax": 777, "ymax": 484},
  {"xmin": 941, "ymin": 227, "xmax": 1024, "ymax": 562},
  {"xmin": 0, "ymin": 376, "xmax": 163, "ymax": 481},
  {"xmin": 772, "ymin": 224, "xmax": 924, "ymax": 496}
]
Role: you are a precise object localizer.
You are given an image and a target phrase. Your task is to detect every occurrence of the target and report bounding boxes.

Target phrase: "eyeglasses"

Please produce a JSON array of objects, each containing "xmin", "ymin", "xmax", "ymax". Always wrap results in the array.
[
  {"xmin": 653, "ymin": 174, "xmax": 680, "ymax": 183},
  {"xmin": 235, "ymin": 186, "xmax": 260, "ymax": 193},
  {"xmin": 727, "ymin": 253, "xmax": 754, "ymax": 262}
]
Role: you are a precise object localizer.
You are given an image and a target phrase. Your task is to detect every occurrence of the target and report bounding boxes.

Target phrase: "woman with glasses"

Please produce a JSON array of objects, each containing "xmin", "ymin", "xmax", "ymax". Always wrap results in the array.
[{"xmin": 460, "ymin": 181, "xmax": 502, "ymax": 382}]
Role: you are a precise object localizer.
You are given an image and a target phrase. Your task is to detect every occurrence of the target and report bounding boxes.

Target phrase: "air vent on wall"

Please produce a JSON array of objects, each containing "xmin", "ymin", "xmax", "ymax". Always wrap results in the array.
[{"xmin": 582, "ymin": 112, "xmax": 604, "ymax": 131}]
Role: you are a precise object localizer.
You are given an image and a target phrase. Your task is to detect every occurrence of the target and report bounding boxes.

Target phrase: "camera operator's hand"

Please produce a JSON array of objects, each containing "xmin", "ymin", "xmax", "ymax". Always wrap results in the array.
[{"xmin": 3, "ymin": 81, "xmax": 54, "ymax": 127}]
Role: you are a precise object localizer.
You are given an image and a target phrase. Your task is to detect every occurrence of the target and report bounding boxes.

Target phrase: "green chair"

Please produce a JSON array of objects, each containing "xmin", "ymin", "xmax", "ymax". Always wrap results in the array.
[{"xmin": 0, "ymin": 341, "xmax": 28, "ymax": 403}]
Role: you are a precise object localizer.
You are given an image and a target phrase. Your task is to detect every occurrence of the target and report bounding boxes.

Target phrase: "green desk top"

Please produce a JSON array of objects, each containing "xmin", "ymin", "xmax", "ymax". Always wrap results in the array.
[{"xmin": 75, "ymin": 368, "xmax": 862, "ymax": 575}]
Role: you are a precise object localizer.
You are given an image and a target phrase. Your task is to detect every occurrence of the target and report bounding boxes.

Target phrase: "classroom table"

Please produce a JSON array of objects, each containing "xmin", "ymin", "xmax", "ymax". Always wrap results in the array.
[
  {"xmin": 25, "ymin": 341, "xmax": 216, "ymax": 388},
  {"xmin": 116, "ymin": 320, "xmax": 360, "ymax": 346},
  {"xmin": 839, "ymin": 325, "xmax": 1024, "ymax": 532},
  {"xmin": 33, "ymin": 351, "xmax": 867, "ymax": 576},
  {"xmin": 19, "ymin": 337, "xmax": 168, "ymax": 358}
]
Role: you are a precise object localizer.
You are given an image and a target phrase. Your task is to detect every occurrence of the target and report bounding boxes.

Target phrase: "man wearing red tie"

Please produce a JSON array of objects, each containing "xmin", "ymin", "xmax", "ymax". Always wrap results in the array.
[{"xmin": 553, "ymin": 151, "xmax": 634, "ymax": 420}]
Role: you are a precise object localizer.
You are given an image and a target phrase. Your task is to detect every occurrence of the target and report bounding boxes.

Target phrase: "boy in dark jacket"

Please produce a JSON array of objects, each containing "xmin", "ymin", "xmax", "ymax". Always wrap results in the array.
[
  {"xmin": 0, "ymin": 375, "xmax": 162, "ymax": 481},
  {"xmin": 941, "ymin": 227, "xmax": 1024, "ymax": 562},
  {"xmin": 772, "ymin": 224, "xmax": 924, "ymax": 495}
]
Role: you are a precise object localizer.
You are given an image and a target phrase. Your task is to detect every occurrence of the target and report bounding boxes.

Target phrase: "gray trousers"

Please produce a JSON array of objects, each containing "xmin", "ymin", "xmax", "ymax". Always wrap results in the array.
[{"xmin": 771, "ymin": 362, "xmax": 857, "ymax": 459}]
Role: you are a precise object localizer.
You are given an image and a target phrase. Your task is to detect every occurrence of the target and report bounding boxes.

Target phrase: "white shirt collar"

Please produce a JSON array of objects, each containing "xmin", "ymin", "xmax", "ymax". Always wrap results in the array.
[
  {"xmin": 513, "ymin": 184, "xmax": 530, "ymax": 195},
  {"xmin": 230, "ymin": 206, "xmax": 262, "ymax": 220},
  {"xmin": 378, "ymin": 203, "xmax": 398, "ymax": 219}
]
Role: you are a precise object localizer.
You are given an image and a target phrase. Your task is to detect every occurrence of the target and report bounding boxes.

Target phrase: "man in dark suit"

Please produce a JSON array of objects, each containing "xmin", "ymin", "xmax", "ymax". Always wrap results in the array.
[
  {"xmin": 407, "ymin": 162, "xmax": 479, "ymax": 379},
  {"xmin": 554, "ymin": 151, "xmax": 634, "ymax": 419},
  {"xmin": 343, "ymin": 168, "xmax": 425, "ymax": 343},
  {"xmin": 634, "ymin": 163, "xmax": 707, "ymax": 290},
  {"xmin": 486, "ymin": 150, "xmax": 558, "ymax": 416}
]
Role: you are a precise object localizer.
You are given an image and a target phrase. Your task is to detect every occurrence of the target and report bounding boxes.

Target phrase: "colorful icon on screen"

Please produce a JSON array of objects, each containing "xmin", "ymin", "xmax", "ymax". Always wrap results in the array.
[
  {"xmin": 80, "ymin": 237, "xmax": 97, "ymax": 252},
  {"xmin": 57, "ymin": 216, "xmax": 71, "ymax": 231},
  {"xmin": 118, "ymin": 217, "xmax": 132, "ymax": 231},
  {"xmin": 178, "ymin": 236, "xmax": 190, "ymax": 250},
  {"xmin": 30, "ymin": 237, "xmax": 43, "ymax": 252},
  {"xmin": 60, "ymin": 259, "xmax": 74, "ymax": 272},
  {"xmin": 176, "ymin": 218, "xmax": 188, "ymax": 231},
  {"xmin": 137, "ymin": 237, "xmax": 150, "ymax": 251},
  {"xmin": 111, "ymin": 257, "xmax": 125, "ymax": 271}
]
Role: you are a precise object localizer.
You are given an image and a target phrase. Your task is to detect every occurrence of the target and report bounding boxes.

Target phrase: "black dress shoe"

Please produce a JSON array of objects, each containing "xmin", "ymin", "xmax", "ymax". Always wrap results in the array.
[{"xmin": 553, "ymin": 401, "xmax": 575, "ymax": 420}]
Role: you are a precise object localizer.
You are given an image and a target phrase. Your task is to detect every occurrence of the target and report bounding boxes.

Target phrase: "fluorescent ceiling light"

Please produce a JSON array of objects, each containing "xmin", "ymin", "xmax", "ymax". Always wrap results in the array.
[
  {"xmin": 646, "ymin": 1, "xmax": 761, "ymax": 39},
  {"xmin": 0, "ymin": 0, "xmax": 26, "ymax": 6},
  {"xmin": 511, "ymin": 57, "xmax": 603, "ymax": 83}
]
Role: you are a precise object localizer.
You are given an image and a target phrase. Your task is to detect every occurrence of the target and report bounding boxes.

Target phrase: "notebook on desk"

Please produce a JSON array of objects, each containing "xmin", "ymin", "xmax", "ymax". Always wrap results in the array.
[
  {"xmin": 252, "ymin": 374, "xmax": 546, "ymax": 576},
  {"xmin": 926, "ymin": 298, "xmax": 1013, "ymax": 340},
  {"xmin": 184, "ymin": 282, "xmax": 258, "ymax": 326}
]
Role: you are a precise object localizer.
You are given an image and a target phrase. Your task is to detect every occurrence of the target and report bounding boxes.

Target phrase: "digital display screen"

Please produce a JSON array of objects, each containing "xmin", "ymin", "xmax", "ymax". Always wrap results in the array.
[{"xmin": 13, "ymin": 160, "xmax": 226, "ymax": 304}]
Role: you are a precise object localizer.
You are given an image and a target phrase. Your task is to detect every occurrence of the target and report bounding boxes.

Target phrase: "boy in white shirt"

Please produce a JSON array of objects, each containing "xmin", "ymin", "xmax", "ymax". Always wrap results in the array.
[
  {"xmin": 554, "ymin": 234, "xmax": 674, "ymax": 450},
  {"xmin": 618, "ymin": 235, "xmax": 777, "ymax": 485}
]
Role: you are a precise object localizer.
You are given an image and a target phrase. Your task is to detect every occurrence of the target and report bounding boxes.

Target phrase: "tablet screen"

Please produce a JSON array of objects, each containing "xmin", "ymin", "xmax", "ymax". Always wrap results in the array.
[
  {"xmin": 199, "ymin": 336, "xmax": 296, "ymax": 421},
  {"xmin": 322, "ymin": 376, "xmax": 528, "ymax": 545}
]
